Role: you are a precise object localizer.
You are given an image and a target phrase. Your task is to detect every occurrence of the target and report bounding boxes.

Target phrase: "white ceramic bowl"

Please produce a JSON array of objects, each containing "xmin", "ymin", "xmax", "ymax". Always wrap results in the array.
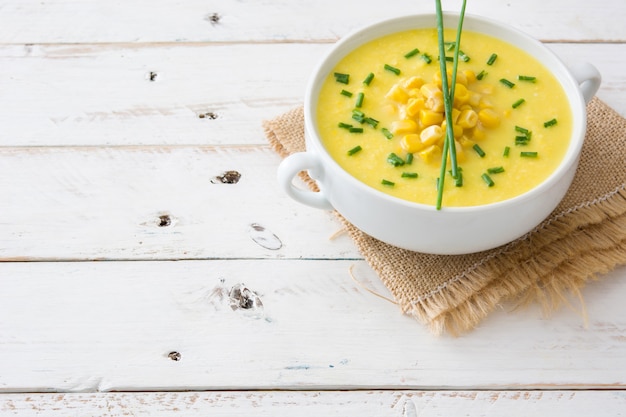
[{"xmin": 278, "ymin": 13, "xmax": 601, "ymax": 254}]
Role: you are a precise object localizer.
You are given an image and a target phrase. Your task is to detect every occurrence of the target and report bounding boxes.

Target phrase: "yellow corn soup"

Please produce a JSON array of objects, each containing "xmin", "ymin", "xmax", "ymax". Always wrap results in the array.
[{"xmin": 317, "ymin": 29, "xmax": 572, "ymax": 207}]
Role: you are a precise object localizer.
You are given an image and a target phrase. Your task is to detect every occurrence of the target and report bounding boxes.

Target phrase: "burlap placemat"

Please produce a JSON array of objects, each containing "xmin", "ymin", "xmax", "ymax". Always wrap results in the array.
[{"xmin": 263, "ymin": 97, "xmax": 626, "ymax": 335}]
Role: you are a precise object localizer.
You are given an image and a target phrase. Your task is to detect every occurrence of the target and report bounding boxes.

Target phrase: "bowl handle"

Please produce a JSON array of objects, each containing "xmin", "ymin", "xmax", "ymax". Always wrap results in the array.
[
  {"xmin": 277, "ymin": 152, "xmax": 333, "ymax": 210},
  {"xmin": 569, "ymin": 62, "xmax": 601, "ymax": 104}
]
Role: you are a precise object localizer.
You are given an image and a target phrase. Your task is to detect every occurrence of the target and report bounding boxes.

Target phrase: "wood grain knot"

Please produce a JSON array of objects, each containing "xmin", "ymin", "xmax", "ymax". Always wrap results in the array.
[
  {"xmin": 211, "ymin": 170, "xmax": 241, "ymax": 184},
  {"xmin": 248, "ymin": 223, "xmax": 282, "ymax": 250},
  {"xmin": 198, "ymin": 112, "xmax": 219, "ymax": 120},
  {"xmin": 229, "ymin": 284, "xmax": 263, "ymax": 310},
  {"xmin": 158, "ymin": 214, "xmax": 172, "ymax": 227}
]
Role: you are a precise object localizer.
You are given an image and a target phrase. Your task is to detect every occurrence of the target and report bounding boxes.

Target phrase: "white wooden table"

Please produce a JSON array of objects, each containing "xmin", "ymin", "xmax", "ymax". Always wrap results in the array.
[{"xmin": 1, "ymin": 0, "xmax": 625, "ymax": 415}]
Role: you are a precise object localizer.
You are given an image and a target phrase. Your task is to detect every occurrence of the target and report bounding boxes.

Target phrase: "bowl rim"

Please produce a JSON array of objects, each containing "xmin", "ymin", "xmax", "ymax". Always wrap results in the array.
[{"xmin": 303, "ymin": 12, "xmax": 587, "ymax": 213}]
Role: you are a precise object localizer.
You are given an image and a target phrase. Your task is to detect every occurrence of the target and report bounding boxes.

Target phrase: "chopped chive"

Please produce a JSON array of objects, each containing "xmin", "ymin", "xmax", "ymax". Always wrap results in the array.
[
  {"xmin": 445, "ymin": 41, "xmax": 456, "ymax": 51},
  {"xmin": 487, "ymin": 166, "xmax": 505, "ymax": 174},
  {"xmin": 349, "ymin": 127, "xmax": 363, "ymax": 133},
  {"xmin": 363, "ymin": 72, "xmax": 374, "ymax": 85},
  {"xmin": 512, "ymin": 98, "xmax": 525, "ymax": 109},
  {"xmin": 401, "ymin": 172, "xmax": 418, "ymax": 178},
  {"xmin": 351, "ymin": 110, "xmax": 365, "ymax": 123},
  {"xmin": 515, "ymin": 125, "xmax": 530, "ymax": 135},
  {"xmin": 503, "ymin": 146, "xmax": 511, "ymax": 157},
  {"xmin": 381, "ymin": 127, "xmax": 393, "ymax": 139},
  {"xmin": 404, "ymin": 48, "xmax": 420, "ymax": 58},
  {"xmin": 340, "ymin": 89, "xmax": 353, "ymax": 97},
  {"xmin": 476, "ymin": 70, "xmax": 487, "ymax": 80},
  {"xmin": 472, "ymin": 143, "xmax": 486, "ymax": 157},
  {"xmin": 481, "ymin": 173, "xmax": 495, "ymax": 187},
  {"xmin": 544, "ymin": 118, "xmax": 558, "ymax": 127},
  {"xmin": 352, "ymin": 114, "xmax": 365, "ymax": 123},
  {"xmin": 521, "ymin": 151, "xmax": 538, "ymax": 158},
  {"xmin": 384, "ymin": 64, "xmax": 401, "ymax": 75},
  {"xmin": 459, "ymin": 50, "xmax": 470, "ymax": 62},
  {"xmin": 454, "ymin": 171, "xmax": 463, "ymax": 187},
  {"xmin": 405, "ymin": 153, "xmax": 414, "ymax": 165},
  {"xmin": 347, "ymin": 145, "xmax": 362, "ymax": 156},
  {"xmin": 421, "ymin": 53, "xmax": 433, "ymax": 64},
  {"xmin": 334, "ymin": 72, "xmax": 350, "ymax": 84},
  {"xmin": 499, "ymin": 78, "xmax": 515, "ymax": 88},
  {"xmin": 518, "ymin": 75, "xmax": 537, "ymax": 82},
  {"xmin": 440, "ymin": 56, "xmax": 453, "ymax": 62},
  {"xmin": 364, "ymin": 117, "xmax": 379, "ymax": 128},
  {"xmin": 355, "ymin": 92, "xmax": 364, "ymax": 108},
  {"xmin": 381, "ymin": 179, "xmax": 395, "ymax": 187},
  {"xmin": 387, "ymin": 152, "xmax": 405, "ymax": 167},
  {"xmin": 487, "ymin": 53, "xmax": 498, "ymax": 65},
  {"xmin": 338, "ymin": 122, "xmax": 352, "ymax": 130}
]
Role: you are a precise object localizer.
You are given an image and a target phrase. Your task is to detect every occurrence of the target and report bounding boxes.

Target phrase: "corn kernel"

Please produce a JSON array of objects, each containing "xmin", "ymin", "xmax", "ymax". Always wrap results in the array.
[
  {"xmin": 407, "ymin": 88, "xmax": 422, "ymax": 98},
  {"xmin": 468, "ymin": 92, "xmax": 481, "ymax": 107},
  {"xmin": 420, "ymin": 125, "xmax": 444, "ymax": 146},
  {"xmin": 479, "ymin": 97, "xmax": 494, "ymax": 109},
  {"xmin": 441, "ymin": 120, "xmax": 463, "ymax": 138},
  {"xmin": 400, "ymin": 134, "xmax": 425, "ymax": 153},
  {"xmin": 453, "ymin": 84, "xmax": 470, "ymax": 106},
  {"xmin": 406, "ymin": 97, "xmax": 425, "ymax": 117},
  {"xmin": 420, "ymin": 83, "xmax": 441, "ymax": 98},
  {"xmin": 391, "ymin": 119, "xmax": 418, "ymax": 135},
  {"xmin": 454, "ymin": 71, "xmax": 468, "ymax": 86},
  {"xmin": 475, "ymin": 84, "xmax": 494, "ymax": 95},
  {"xmin": 471, "ymin": 125, "xmax": 487, "ymax": 141},
  {"xmin": 451, "ymin": 108, "xmax": 461, "ymax": 124},
  {"xmin": 403, "ymin": 75, "xmax": 425, "ymax": 90},
  {"xmin": 458, "ymin": 135, "xmax": 475, "ymax": 148},
  {"xmin": 418, "ymin": 144, "xmax": 441, "ymax": 164},
  {"xmin": 385, "ymin": 84, "xmax": 409, "ymax": 103},
  {"xmin": 478, "ymin": 108, "xmax": 500, "ymax": 128},
  {"xmin": 425, "ymin": 91, "xmax": 445, "ymax": 112},
  {"xmin": 463, "ymin": 69, "xmax": 476, "ymax": 84},
  {"xmin": 419, "ymin": 109, "xmax": 444, "ymax": 127},
  {"xmin": 457, "ymin": 108, "xmax": 478, "ymax": 129}
]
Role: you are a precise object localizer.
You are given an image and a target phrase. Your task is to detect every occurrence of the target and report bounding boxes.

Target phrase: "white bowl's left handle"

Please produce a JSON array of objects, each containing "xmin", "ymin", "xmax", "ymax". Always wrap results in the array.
[
  {"xmin": 569, "ymin": 62, "xmax": 601, "ymax": 104},
  {"xmin": 277, "ymin": 152, "xmax": 334, "ymax": 210}
]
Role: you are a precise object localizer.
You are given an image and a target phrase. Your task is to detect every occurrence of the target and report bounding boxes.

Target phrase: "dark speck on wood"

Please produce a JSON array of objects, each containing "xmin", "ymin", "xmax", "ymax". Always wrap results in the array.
[
  {"xmin": 248, "ymin": 223, "xmax": 282, "ymax": 250},
  {"xmin": 211, "ymin": 170, "xmax": 241, "ymax": 184},
  {"xmin": 206, "ymin": 12, "xmax": 221, "ymax": 24}
]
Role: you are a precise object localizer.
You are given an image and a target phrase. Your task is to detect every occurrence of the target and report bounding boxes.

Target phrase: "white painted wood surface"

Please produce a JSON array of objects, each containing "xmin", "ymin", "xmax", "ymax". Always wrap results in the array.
[
  {"xmin": 2, "ymin": 391, "xmax": 626, "ymax": 417},
  {"xmin": 0, "ymin": 0, "xmax": 625, "ymax": 414}
]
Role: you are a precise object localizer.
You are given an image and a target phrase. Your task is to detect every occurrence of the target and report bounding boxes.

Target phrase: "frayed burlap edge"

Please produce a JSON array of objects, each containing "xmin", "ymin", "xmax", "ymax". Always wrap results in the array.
[{"xmin": 402, "ymin": 184, "xmax": 626, "ymax": 335}]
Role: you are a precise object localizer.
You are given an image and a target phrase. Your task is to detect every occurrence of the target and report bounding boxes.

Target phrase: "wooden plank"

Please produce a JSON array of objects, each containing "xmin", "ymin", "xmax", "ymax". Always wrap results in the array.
[
  {"xmin": 0, "ymin": 260, "xmax": 624, "ymax": 392},
  {"xmin": 0, "ymin": 42, "xmax": 624, "ymax": 147},
  {"xmin": 0, "ymin": 0, "xmax": 624, "ymax": 44},
  {"xmin": 1, "ymin": 390, "xmax": 626, "ymax": 416},
  {"xmin": 0, "ymin": 146, "xmax": 359, "ymax": 261},
  {"xmin": 0, "ymin": 43, "xmax": 320, "ymax": 147}
]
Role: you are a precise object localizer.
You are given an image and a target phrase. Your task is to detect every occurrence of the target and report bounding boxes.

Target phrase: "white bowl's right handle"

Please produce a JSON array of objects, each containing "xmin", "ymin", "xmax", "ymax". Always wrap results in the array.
[
  {"xmin": 277, "ymin": 152, "xmax": 333, "ymax": 210},
  {"xmin": 569, "ymin": 62, "xmax": 601, "ymax": 104}
]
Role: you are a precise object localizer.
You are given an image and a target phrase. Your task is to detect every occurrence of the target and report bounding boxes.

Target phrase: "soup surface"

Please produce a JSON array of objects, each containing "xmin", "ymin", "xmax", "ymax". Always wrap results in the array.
[{"xmin": 316, "ymin": 28, "xmax": 572, "ymax": 207}]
